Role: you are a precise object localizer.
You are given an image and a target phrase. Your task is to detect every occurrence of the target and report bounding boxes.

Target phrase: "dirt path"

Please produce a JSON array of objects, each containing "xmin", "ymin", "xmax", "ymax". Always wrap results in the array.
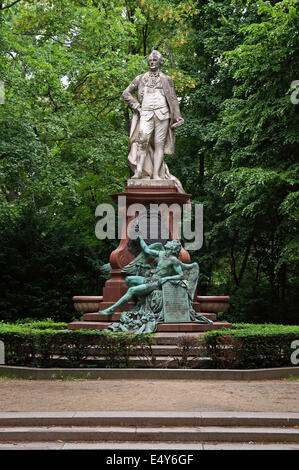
[{"xmin": 0, "ymin": 378, "xmax": 298, "ymax": 412}]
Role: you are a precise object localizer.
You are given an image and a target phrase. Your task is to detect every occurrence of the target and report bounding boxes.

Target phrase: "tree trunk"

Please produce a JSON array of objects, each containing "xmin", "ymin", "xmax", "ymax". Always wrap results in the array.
[{"xmin": 198, "ymin": 153, "xmax": 204, "ymax": 184}]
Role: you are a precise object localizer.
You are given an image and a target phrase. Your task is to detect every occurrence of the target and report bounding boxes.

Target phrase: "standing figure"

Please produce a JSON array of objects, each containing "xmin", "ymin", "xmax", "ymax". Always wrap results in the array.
[{"xmin": 122, "ymin": 50, "xmax": 185, "ymax": 192}]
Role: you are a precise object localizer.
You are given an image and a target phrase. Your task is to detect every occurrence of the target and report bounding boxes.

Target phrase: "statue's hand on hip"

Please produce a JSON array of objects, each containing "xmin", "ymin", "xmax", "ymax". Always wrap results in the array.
[
  {"xmin": 133, "ymin": 104, "xmax": 141, "ymax": 115},
  {"xmin": 171, "ymin": 118, "xmax": 184, "ymax": 129}
]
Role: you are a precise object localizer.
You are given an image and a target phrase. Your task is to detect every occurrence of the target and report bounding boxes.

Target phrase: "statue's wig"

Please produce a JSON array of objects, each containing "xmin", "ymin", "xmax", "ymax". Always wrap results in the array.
[
  {"xmin": 164, "ymin": 239, "xmax": 181, "ymax": 257},
  {"xmin": 147, "ymin": 50, "xmax": 164, "ymax": 67}
]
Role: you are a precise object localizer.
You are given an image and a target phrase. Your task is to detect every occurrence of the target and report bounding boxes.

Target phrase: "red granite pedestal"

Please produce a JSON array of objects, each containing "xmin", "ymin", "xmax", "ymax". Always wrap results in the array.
[
  {"xmin": 68, "ymin": 319, "xmax": 232, "ymax": 332},
  {"xmin": 98, "ymin": 180, "xmax": 191, "ymax": 312},
  {"xmin": 69, "ymin": 296, "xmax": 231, "ymax": 331},
  {"xmin": 68, "ymin": 181, "xmax": 231, "ymax": 332}
]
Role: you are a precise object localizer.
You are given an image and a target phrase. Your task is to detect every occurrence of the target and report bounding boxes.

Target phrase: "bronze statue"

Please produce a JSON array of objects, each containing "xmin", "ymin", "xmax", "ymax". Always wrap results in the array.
[{"xmin": 99, "ymin": 237, "xmax": 212, "ymax": 333}]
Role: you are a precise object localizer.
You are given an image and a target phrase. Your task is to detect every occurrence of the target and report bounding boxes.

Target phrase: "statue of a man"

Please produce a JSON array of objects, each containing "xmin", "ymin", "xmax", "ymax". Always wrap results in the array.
[{"xmin": 122, "ymin": 50, "xmax": 185, "ymax": 191}]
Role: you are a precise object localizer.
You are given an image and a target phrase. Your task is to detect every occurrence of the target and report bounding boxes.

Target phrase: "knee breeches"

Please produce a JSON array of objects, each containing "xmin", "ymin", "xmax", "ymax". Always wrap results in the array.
[{"xmin": 138, "ymin": 114, "xmax": 169, "ymax": 150}]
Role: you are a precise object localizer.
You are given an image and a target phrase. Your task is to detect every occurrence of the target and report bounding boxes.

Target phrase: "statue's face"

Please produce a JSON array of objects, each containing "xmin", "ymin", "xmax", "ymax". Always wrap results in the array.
[
  {"xmin": 165, "ymin": 247, "xmax": 172, "ymax": 256},
  {"xmin": 165, "ymin": 242, "xmax": 181, "ymax": 257},
  {"xmin": 148, "ymin": 55, "xmax": 161, "ymax": 72}
]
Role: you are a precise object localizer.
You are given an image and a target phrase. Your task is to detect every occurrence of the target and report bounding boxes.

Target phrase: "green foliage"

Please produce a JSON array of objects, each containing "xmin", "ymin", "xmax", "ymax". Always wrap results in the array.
[
  {"xmin": 0, "ymin": 208, "xmax": 111, "ymax": 321},
  {"xmin": 13, "ymin": 319, "xmax": 68, "ymax": 330},
  {"xmin": 161, "ymin": 335, "xmax": 205, "ymax": 369},
  {"xmin": 175, "ymin": 0, "xmax": 299, "ymax": 323},
  {"xmin": 0, "ymin": 321, "xmax": 154, "ymax": 368},
  {"xmin": 1, "ymin": 321, "xmax": 298, "ymax": 370},
  {"xmin": 0, "ymin": 0, "xmax": 198, "ymax": 322},
  {"xmin": 204, "ymin": 323, "xmax": 299, "ymax": 369},
  {"xmin": 0, "ymin": 0, "xmax": 297, "ymax": 325}
]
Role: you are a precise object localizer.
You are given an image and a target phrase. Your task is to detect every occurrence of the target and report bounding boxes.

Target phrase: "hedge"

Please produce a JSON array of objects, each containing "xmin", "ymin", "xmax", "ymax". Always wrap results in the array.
[
  {"xmin": 13, "ymin": 319, "xmax": 68, "ymax": 330},
  {"xmin": 0, "ymin": 323, "xmax": 154, "ymax": 368},
  {"xmin": 204, "ymin": 324, "xmax": 299, "ymax": 369},
  {"xmin": 1, "ymin": 322, "xmax": 299, "ymax": 369}
]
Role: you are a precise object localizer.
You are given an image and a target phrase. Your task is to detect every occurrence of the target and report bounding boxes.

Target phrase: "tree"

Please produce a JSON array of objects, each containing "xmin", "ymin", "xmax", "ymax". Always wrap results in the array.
[
  {"xmin": 0, "ymin": 0, "xmax": 297, "ymax": 323},
  {"xmin": 183, "ymin": 0, "xmax": 298, "ymax": 322},
  {"xmin": 0, "ymin": 0, "xmax": 198, "ymax": 320}
]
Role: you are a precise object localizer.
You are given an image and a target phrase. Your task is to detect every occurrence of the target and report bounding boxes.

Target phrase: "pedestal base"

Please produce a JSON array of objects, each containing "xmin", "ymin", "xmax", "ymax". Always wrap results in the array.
[
  {"xmin": 82, "ymin": 312, "xmax": 217, "ymax": 322},
  {"xmin": 68, "ymin": 320, "xmax": 232, "ymax": 332},
  {"xmin": 97, "ymin": 181, "xmax": 192, "ymax": 310},
  {"xmin": 70, "ymin": 295, "xmax": 231, "ymax": 332},
  {"xmin": 73, "ymin": 295, "xmax": 230, "ymax": 316},
  {"xmin": 70, "ymin": 181, "xmax": 231, "ymax": 334}
]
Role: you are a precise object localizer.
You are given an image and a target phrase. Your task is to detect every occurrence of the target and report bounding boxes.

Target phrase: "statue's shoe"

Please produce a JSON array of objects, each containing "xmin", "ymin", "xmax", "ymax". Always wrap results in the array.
[{"xmin": 131, "ymin": 172, "xmax": 142, "ymax": 179}]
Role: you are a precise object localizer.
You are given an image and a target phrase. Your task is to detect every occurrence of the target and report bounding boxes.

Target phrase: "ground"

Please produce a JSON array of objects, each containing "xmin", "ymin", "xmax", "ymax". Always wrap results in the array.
[{"xmin": 0, "ymin": 378, "xmax": 298, "ymax": 412}]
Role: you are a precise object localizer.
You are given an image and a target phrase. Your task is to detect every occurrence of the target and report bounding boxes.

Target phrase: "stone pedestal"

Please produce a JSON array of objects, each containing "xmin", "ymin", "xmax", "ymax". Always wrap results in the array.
[
  {"xmin": 70, "ymin": 295, "xmax": 230, "ymax": 330},
  {"xmin": 68, "ymin": 320, "xmax": 232, "ymax": 331},
  {"xmin": 96, "ymin": 180, "xmax": 191, "ymax": 311},
  {"xmin": 72, "ymin": 295, "xmax": 230, "ymax": 316},
  {"xmin": 68, "ymin": 180, "xmax": 231, "ymax": 332}
]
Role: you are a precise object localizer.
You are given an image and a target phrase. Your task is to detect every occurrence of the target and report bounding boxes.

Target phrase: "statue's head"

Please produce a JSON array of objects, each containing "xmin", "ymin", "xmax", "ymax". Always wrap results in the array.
[
  {"xmin": 164, "ymin": 239, "xmax": 181, "ymax": 257},
  {"xmin": 147, "ymin": 50, "xmax": 164, "ymax": 71}
]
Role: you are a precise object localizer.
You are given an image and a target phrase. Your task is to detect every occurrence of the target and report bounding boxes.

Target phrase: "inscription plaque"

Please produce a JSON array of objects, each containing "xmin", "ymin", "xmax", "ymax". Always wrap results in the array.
[{"xmin": 162, "ymin": 282, "xmax": 190, "ymax": 323}]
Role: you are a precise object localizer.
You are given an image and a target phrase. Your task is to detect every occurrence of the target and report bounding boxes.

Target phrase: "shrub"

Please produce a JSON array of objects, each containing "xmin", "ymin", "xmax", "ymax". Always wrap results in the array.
[
  {"xmin": 14, "ymin": 319, "xmax": 68, "ymax": 330},
  {"xmin": 2, "ymin": 321, "xmax": 299, "ymax": 370},
  {"xmin": 204, "ymin": 324, "xmax": 299, "ymax": 369},
  {"xmin": 0, "ymin": 323, "xmax": 154, "ymax": 368}
]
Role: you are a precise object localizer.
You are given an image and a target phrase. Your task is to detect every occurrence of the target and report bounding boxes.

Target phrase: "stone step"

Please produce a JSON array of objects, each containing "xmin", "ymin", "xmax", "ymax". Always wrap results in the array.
[
  {"xmin": 0, "ymin": 442, "xmax": 298, "ymax": 450},
  {"xmin": 1, "ymin": 365, "xmax": 298, "ymax": 380},
  {"xmin": 125, "ymin": 356, "xmax": 211, "ymax": 368},
  {"xmin": 1, "ymin": 412, "xmax": 298, "ymax": 428},
  {"xmin": 82, "ymin": 312, "xmax": 217, "ymax": 322},
  {"xmin": 68, "ymin": 321, "xmax": 232, "ymax": 332},
  {"xmin": 45, "ymin": 356, "xmax": 212, "ymax": 368},
  {"xmin": 145, "ymin": 344, "xmax": 205, "ymax": 356},
  {"xmin": 59, "ymin": 342, "xmax": 206, "ymax": 356},
  {"xmin": 70, "ymin": 344, "xmax": 207, "ymax": 358},
  {"xmin": 87, "ymin": 343, "xmax": 206, "ymax": 356},
  {"xmin": 68, "ymin": 321, "xmax": 118, "ymax": 330},
  {"xmin": 0, "ymin": 425, "xmax": 298, "ymax": 443},
  {"xmin": 154, "ymin": 332, "xmax": 206, "ymax": 345},
  {"xmin": 156, "ymin": 321, "xmax": 232, "ymax": 332}
]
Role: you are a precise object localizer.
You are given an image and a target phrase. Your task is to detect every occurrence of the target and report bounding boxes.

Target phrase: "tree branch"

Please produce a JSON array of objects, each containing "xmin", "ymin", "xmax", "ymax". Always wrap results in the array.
[
  {"xmin": 13, "ymin": 32, "xmax": 68, "ymax": 46},
  {"xmin": 72, "ymin": 72, "xmax": 95, "ymax": 93},
  {"xmin": 142, "ymin": 22, "xmax": 149, "ymax": 56},
  {"xmin": 1, "ymin": 0, "xmax": 22, "ymax": 10},
  {"xmin": 47, "ymin": 88, "xmax": 62, "ymax": 113},
  {"xmin": 238, "ymin": 231, "xmax": 254, "ymax": 284},
  {"xmin": 230, "ymin": 244, "xmax": 239, "ymax": 286}
]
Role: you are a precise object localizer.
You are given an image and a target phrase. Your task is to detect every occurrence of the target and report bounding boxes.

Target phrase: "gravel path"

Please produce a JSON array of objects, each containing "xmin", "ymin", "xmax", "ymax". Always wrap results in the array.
[{"xmin": 0, "ymin": 378, "xmax": 298, "ymax": 412}]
